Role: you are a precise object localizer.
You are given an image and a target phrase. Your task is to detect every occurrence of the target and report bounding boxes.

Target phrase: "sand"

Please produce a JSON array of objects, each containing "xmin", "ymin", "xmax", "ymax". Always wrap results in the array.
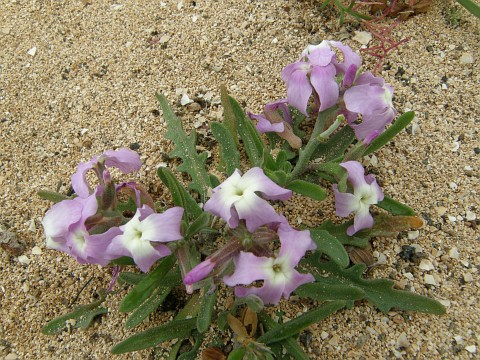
[{"xmin": 1, "ymin": 0, "xmax": 479, "ymax": 358}]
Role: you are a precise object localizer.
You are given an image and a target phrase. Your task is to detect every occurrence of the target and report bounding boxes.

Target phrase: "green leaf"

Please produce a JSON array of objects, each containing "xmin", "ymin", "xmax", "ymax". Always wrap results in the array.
[
  {"xmin": 286, "ymin": 180, "xmax": 327, "ymax": 201},
  {"xmin": 220, "ymin": 84, "xmax": 239, "ymax": 144},
  {"xmin": 196, "ymin": 287, "xmax": 217, "ymax": 333},
  {"xmin": 177, "ymin": 331, "xmax": 204, "ymax": 360},
  {"xmin": 211, "ymin": 121, "xmax": 240, "ymax": 175},
  {"xmin": 118, "ymin": 272, "xmax": 147, "ymax": 286},
  {"xmin": 111, "ymin": 318, "xmax": 197, "ymax": 354},
  {"xmin": 307, "ymin": 260, "xmax": 446, "ymax": 314},
  {"xmin": 125, "ymin": 271, "xmax": 182, "ymax": 329},
  {"xmin": 364, "ymin": 111, "xmax": 415, "ymax": 155},
  {"xmin": 108, "ymin": 256, "xmax": 136, "ymax": 266},
  {"xmin": 38, "ymin": 189, "xmax": 70, "ymax": 203},
  {"xmin": 185, "ymin": 211, "xmax": 212, "ymax": 239},
  {"xmin": 312, "ymin": 125, "xmax": 355, "ymax": 161},
  {"xmin": 42, "ymin": 291, "xmax": 108, "ymax": 335},
  {"xmin": 157, "ymin": 167, "xmax": 202, "ymax": 219},
  {"xmin": 120, "ymin": 255, "xmax": 176, "ymax": 313},
  {"xmin": 456, "ymin": 0, "xmax": 480, "ymax": 19},
  {"xmin": 310, "ymin": 229, "xmax": 350, "ymax": 267},
  {"xmin": 227, "ymin": 348, "xmax": 246, "ymax": 360},
  {"xmin": 156, "ymin": 93, "xmax": 212, "ymax": 201},
  {"xmin": 258, "ymin": 312, "xmax": 310, "ymax": 360},
  {"xmin": 376, "ymin": 195, "xmax": 416, "ymax": 216},
  {"xmin": 315, "ymin": 221, "xmax": 368, "ymax": 248},
  {"xmin": 257, "ymin": 301, "xmax": 346, "ymax": 344},
  {"xmin": 229, "ymin": 96, "xmax": 265, "ymax": 166},
  {"xmin": 295, "ymin": 282, "xmax": 364, "ymax": 302}
]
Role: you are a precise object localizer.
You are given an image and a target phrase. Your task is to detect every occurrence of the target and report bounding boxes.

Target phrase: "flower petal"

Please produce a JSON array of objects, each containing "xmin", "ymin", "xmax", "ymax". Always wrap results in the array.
[
  {"xmin": 102, "ymin": 148, "xmax": 142, "ymax": 173},
  {"xmin": 310, "ymin": 64, "xmax": 339, "ymax": 111},
  {"xmin": 223, "ymin": 252, "xmax": 273, "ymax": 286}
]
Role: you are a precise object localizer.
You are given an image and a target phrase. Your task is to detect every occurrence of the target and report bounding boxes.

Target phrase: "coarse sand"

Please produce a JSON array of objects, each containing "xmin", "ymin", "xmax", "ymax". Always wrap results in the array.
[{"xmin": 0, "ymin": 0, "xmax": 479, "ymax": 358}]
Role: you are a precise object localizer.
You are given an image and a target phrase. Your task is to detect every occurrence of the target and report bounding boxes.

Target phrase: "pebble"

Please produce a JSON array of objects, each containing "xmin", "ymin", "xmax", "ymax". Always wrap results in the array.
[
  {"xmin": 5, "ymin": 354, "xmax": 18, "ymax": 360},
  {"xmin": 424, "ymin": 274, "xmax": 436, "ymax": 285},
  {"xmin": 434, "ymin": 206, "xmax": 448, "ymax": 216},
  {"xmin": 408, "ymin": 230, "xmax": 419, "ymax": 240},
  {"xmin": 31, "ymin": 246, "xmax": 42, "ymax": 255},
  {"xmin": 459, "ymin": 53, "xmax": 474, "ymax": 64},
  {"xmin": 419, "ymin": 259, "xmax": 435, "ymax": 271},
  {"xmin": 27, "ymin": 46, "xmax": 37, "ymax": 56},
  {"xmin": 1, "ymin": 27, "xmax": 11, "ymax": 34},
  {"xmin": 396, "ymin": 332, "xmax": 410, "ymax": 349},
  {"xmin": 463, "ymin": 273, "xmax": 473, "ymax": 282},
  {"xmin": 0, "ymin": 225, "xmax": 25, "ymax": 256},
  {"xmin": 352, "ymin": 31, "xmax": 372, "ymax": 45},
  {"xmin": 18, "ymin": 255, "xmax": 30, "ymax": 265},
  {"xmin": 448, "ymin": 247, "xmax": 459, "ymax": 259},
  {"xmin": 465, "ymin": 345, "xmax": 477, "ymax": 353},
  {"xmin": 180, "ymin": 93, "xmax": 193, "ymax": 105},
  {"xmin": 465, "ymin": 211, "xmax": 476, "ymax": 221}
]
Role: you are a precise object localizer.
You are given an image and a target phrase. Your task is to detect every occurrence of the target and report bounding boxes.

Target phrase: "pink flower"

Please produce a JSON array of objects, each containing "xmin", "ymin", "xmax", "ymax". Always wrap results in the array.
[
  {"xmin": 333, "ymin": 161, "xmax": 384, "ymax": 235},
  {"xmin": 223, "ymin": 221, "xmax": 316, "ymax": 305},
  {"xmin": 203, "ymin": 168, "xmax": 291, "ymax": 232},
  {"xmin": 71, "ymin": 148, "xmax": 141, "ymax": 198}
]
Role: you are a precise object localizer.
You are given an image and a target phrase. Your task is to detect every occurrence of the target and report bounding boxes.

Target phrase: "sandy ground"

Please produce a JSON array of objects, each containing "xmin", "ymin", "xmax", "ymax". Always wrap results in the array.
[{"xmin": 1, "ymin": 0, "xmax": 479, "ymax": 359}]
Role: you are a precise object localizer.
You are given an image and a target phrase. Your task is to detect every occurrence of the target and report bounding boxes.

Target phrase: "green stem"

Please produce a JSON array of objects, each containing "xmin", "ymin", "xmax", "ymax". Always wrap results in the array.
[{"xmin": 290, "ymin": 107, "xmax": 338, "ymax": 180}]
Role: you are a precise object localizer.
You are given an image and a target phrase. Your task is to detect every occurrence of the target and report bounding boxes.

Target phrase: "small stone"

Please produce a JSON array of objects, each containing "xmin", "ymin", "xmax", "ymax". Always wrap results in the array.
[
  {"xmin": 320, "ymin": 331, "xmax": 329, "ymax": 340},
  {"xmin": 424, "ymin": 274, "xmax": 436, "ymax": 285},
  {"xmin": 438, "ymin": 299, "xmax": 451, "ymax": 307},
  {"xmin": 396, "ymin": 332, "xmax": 410, "ymax": 349},
  {"xmin": 180, "ymin": 93, "xmax": 193, "ymax": 106},
  {"xmin": 187, "ymin": 102, "xmax": 202, "ymax": 112},
  {"xmin": 5, "ymin": 354, "xmax": 18, "ymax": 360},
  {"xmin": 448, "ymin": 247, "xmax": 459, "ymax": 259},
  {"xmin": 27, "ymin": 46, "xmax": 37, "ymax": 56},
  {"xmin": 352, "ymin": 31, "xmax": 372, "ymax": 45},
  {"xmin": 272, "ymin": 37, "xmax": 278, "ymax": 44},
  {"xmin": 31, "ymin": 246, "xmax": 42, "ymax": 255},
  {"xmin": 408, "ymin": 230, "xmax": 419, "ymax": 240},
  {"xmin": 328, "ymin": 335, "xmax": 340, "ymax": 346},
  {"xmin": 454, "ymin": 335, "xmax": 463, "ymax": 344},
  {"xmin": 434, "ymin": 206, "xmax": 448, "ymax": 216},
  {"xmin": 465, "ymin": 345, "xmax": 477, "ymax": 353},
  {"xmin": 451, "ymin": 141, "xmax": 459, "ymax": 152},
  {"xmin": 1, "ymin": 27, "xmax": 11, "ymax": 34},
  {"xmin": 465, "ymin": 211, "xmax": 476, "ymax": 221},
  {"xmin": 460, "ymin": 53, "xmax": 474, "ymax": 64},
  {"xmin": 0, "ymin": 225, "xmax": 26, "ymax": 256},
  {"xmin": 419, "ymin": 259, "xmax": 435, "ymax": 271},
  {"xmin": 463, "ymin": 273, "xmax": 473, "ymax": 282},
  {"xmin": 449, "ymin": 182, "xmax": 458, "ymax": 190},
  {"xmin": 18, "ymin": 255, "xmax": 30, "ymax": 265},
  {"xmin": 159, "ymin": 34, "xmax": 171, "ymax": 44}
]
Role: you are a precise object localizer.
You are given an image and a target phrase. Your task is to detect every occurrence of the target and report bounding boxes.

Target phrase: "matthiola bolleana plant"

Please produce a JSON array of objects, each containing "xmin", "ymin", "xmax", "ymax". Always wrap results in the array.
[{"xmin": 40, "ymin": 41, "xmax": 445, "ymax": 358}]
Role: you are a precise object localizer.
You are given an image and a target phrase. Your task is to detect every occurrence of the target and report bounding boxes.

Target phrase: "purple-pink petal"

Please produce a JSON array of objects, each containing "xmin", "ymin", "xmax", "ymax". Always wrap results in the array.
[
  {"xmin": 310, "ymin": 64, "xmax": 339, "ymax": 112},
  {"xmin": 282, "ymin": 62, "xmax": 312, "ymax": 116},
  {"xmin": 340, "ymin": 161, "xmax": 368, "ymax": 189},
  {"xmin": 101, "ymin": 148, "xmax": 142, "ymax": 173}
]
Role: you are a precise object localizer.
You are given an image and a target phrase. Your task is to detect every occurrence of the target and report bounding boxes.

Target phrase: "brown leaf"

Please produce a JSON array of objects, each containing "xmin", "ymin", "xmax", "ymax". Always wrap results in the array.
[
  {"xmin": 349, "ymin": 245, "xmax": 375, "ymax": 266},
  {"xmin": 202, "ymin": 347, "xmax": 226, "ymax": 360},
  {"xmin": 227, "ymin": 314, "xmax": 249, "ymax": 338},
  {"xmin": 370, "ymin": 0, "xmax": 433, "ymax": 19},
  {"xmin": 241, "ymin": 308, "xmax": 258, "ymax": 337}
]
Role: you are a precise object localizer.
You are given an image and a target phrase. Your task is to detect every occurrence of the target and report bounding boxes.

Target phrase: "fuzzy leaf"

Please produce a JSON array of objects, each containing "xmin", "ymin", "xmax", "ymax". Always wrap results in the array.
[
  {"xmin": 220, "ymin": 84, "xmax": 238, "ymax": 144},
  {"xmin": 315, "ymin": 221, "xmax": 369, "ymax": 248},
  {"xmin": 295, "ymin": 282, "xmax": 364, "ymax": 302},
  {"xmin": 156, "ymin": 93, "xmax": 212, "ymax": 201},
  {"xmin": 118, "ymin": 272, "xmax": 147, "ymax": 286},
  {"xmin": 376, "ymin": 195, "xmax": 416, "ymax": 216},
  {"xmin": 229, "ymin": 96, "xmax": 265, "ymax": 166},
  {"xmin": 125, "ymin": 271, "xmax": 182, "ymax": 329},
  {"xmin": 313, "ymin": 125, "xmax": 356, "ymax": 161},
  {"xmin": 38, "ymin": 190, "xmax": 70, "ymax": 203},
  {"xmin": 258, "ymin": 312, "xmax": 309, "ymax": 360},
  {"xmin": 364, "ymin": 111, "xmax": 415, "ymax": 155},
  {"xmin": 42, "ymin": 291, "xmax": 108, "ymax": 335},
  {"xmin": 157, "ymin": 167, "xmax": 202, "ymax": 219},
  {"xmin": 111, "ymin": 318, "xmax": 197, "ymax": 354},
  {"xmin": 286, "ymin": 180, "xmax": 327, "ymax": 201},
  {"xmin": 185, "ymin": 211, "xmax": 212, "ymax": 239},
  {"xmin": 196, "ymin": 287, "xmax": 217, "ymax": 333},
  {"xmin": 119, "ymin": 255, "xmax": 176, "ymax": 313},
  {"xmin": 307, "ymin": 260, "xmax": 446, "ymax": 314},
  {"xmin": 310, "ymin": 229, "xmax": 350, "ymax": 267},
  {"xmin": 257, "ymin": 301, "xmax": 346, "ymax": 344},
  {"xmin": 210, "ymin": 121, "xmax": 240, "ymax": 175}
]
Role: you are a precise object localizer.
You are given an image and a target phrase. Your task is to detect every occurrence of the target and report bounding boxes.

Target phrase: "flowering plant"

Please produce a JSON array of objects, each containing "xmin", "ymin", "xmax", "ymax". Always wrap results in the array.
[{"xmin": 40, "ymin": 41, "xmax": 445, "ymax": 358}]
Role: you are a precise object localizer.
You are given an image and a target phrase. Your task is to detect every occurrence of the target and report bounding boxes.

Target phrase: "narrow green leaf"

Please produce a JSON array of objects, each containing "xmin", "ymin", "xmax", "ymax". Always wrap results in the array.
[
  {"xmin": 295, "ymin": 282, "xmax": 364, "ymax": 301},
  {"xmin": 111, "ymin": 318, "xmax": 197, "ymax": 354},
  {"xmin": 196, "ymin": 287, "xmax": 217, "ymax": 333},
  {"xmin": 185, "ymin": 211, "xmax": 212, "ymax": 239},
  {"xmin": 211, "ymin": 121, "xmax": 240, "ymax": 175},
  {"xmin": 177, "ymin": 331, "xmax": 204, "ymax": 360},
  {"xmin": 38, "ymin": 190, "xmax": 70, "ymax": 203},
  {"xmin": 227, "ymin": 348, "xmax": 246, "ymax": 360},
  {"xmin": 229, "ymin": 95, "xmax": 265, "ymax": 166},
  {"xmin": 258, "ymin": 312, "xmax": 310, "ymax": 360},
  {"xmin": 310, "ymin": 229, "xmax": 350, "ymax": 267},
  {"xmin": 108, "ymin": 256, "xmax": 136, "ymax": 266},
  {"xmin": 286, "ymin": 180, "xmax": 327, "ymax": 201},
  {"xmin": 376, "ymin": 195, "xmax": 416, "ymax": 216},
  {"xmin": 42, "ymin": 292, "xmax": 108, "ymax": 335},
  {"xmin": 125, "ymin": 271, "xmax": 182, "ymax": 329},
  {"xmin": 313, "ymin": 125, "xmax": 355, "ymax": 161},
  {"xmin": 220, "ymin": 84, "xmax": 238, "ymax": 144},
  {"xmin": 456, "ymin": 0, "xmax": 480, "ymax": 18},
  {"xmin": 316, "ymin": 221, "xmax": 369, "ymax": 248},
  {"xmin": 257, "ymin": 301, "xmax": 346, "ymax": 344},
  {"xmin": 364, "ymin": 111, "xmax": 415, "ymax": 155},
  {"xmin": 120, "ymin": 255, "xmax": 176, "ymax": 313},
  {"xmin": 157, "ymin": 167, "xmax": 202, "ymax": 219},
  {"xmin": 156, "ymin": 93, "xmax": 212, "ymax": 201},
  {"xmin": 118, "ymin": 272, "xmax": 147, "ymax": 286}
]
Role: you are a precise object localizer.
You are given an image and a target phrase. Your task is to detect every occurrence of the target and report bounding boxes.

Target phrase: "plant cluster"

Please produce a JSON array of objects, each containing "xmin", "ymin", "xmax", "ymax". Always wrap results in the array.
[{"xmin": 40, "ymin": 40, "xmax": 445, "ymax": 359}]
